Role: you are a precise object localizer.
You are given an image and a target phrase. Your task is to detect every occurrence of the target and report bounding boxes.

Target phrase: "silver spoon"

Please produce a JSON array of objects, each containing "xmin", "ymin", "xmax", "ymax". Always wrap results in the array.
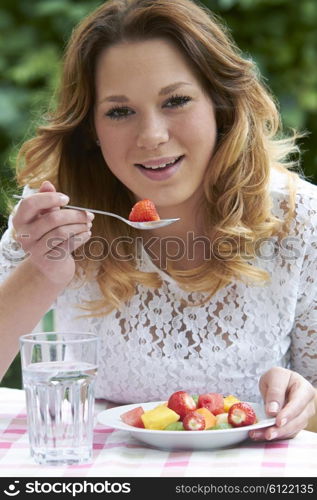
[{"xmin": 12, "ymin": 195, "xmax": 180, "ymax": 230}]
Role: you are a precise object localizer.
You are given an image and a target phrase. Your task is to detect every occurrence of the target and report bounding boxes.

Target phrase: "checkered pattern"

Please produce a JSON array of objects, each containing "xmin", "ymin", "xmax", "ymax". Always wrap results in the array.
[{"xmin": 0, "ymin": 388, "xmax": 316, "ymax": 477}]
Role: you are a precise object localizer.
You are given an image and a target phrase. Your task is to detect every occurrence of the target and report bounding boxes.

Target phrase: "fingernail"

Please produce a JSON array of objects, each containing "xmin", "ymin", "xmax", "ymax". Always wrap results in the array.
[
  {"xmin": 87, "ymin": 222, "xmax": 92, "ymax": 229},
  {"xmin": 86, "ymin": 211, "xmax": 95, "ymax": 220},
  {"xmin": 279, "ymin": 418, "xmax": 287, "ymax": 427},
  {"xmin": 42, "ymin": 180, "xmax": 54, "ymax": 188},
  {"xmin": 58, "ymin": 194, "xmax": 69, "ymax": 204},
  {"xmin": 268, "ymin": 401, "xmax": 280, "ymax": 413},
  {"xmin": 268, "ymin": 431, "xmax": 277, "ymax": 440}
]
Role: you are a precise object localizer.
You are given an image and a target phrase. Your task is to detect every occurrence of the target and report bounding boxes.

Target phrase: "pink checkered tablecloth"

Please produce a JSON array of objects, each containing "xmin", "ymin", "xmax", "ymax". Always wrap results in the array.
[{"xmin": 1, "ymin": 388, "xmax": 316, "ymax": 478}]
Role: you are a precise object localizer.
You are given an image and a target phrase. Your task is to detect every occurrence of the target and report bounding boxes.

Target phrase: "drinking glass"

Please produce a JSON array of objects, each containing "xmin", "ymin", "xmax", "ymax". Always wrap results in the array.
[{"xmin": 20, "ymin": 332, "xmax": 99, "ymax": 465}]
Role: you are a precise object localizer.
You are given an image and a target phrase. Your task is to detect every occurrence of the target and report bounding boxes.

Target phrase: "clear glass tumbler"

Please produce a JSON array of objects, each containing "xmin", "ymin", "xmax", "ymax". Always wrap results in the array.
[{"xmin": 20, "ymin": 332, "xmax": 99, "ymax": 465}]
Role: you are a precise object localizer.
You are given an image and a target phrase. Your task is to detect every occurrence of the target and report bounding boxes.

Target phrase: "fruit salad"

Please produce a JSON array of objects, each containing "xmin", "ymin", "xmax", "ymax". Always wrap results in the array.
[
  {"xmin": 128, "ymin": 199, "xmax": 160, "ymax": 222},
  {"xmin": 120, "ymin": 390, "xmax": 258, "ymax": 431}
]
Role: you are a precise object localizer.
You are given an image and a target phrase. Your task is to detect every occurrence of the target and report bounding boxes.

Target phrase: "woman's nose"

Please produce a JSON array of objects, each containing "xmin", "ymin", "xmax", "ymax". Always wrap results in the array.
[{"xmin": 136, "ymin": 114, "xmax": 169, "ymax": 150}]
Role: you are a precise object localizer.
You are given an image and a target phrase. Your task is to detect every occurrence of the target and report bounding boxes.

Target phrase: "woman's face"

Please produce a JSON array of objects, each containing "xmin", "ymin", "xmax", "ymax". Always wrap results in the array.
[{"xmin": 94, "ymin": 38, "xmax": 217, "ymax": 212}]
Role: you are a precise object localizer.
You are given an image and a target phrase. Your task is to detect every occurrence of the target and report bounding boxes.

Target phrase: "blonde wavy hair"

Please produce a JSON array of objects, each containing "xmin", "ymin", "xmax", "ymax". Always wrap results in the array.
[{"xmin": 16, "ymin": 0, "xmax": 301, "ymax": 316}]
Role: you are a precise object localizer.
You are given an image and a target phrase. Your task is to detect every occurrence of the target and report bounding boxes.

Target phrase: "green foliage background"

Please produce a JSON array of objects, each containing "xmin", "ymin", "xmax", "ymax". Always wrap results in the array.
[{"xmin": 0, "ymin": 0, "xmax": 317, "ymax": 388}]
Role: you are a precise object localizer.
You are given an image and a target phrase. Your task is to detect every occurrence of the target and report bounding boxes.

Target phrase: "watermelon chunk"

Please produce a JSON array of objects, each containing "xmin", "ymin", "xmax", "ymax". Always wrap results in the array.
[
  {"xmin": 121, "ymin": 406, "xmax": 145, "ymax": 428},
  {"xmin": 197, "ymin": 393, "xmax": 224, "ymax": 415}
]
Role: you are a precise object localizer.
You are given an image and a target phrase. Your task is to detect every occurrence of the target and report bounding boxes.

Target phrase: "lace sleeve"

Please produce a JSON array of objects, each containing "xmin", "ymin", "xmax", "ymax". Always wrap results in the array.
[
  {"xmin": 290, "ymin": 191, "xmax": 317, "ymax": 386},
  {"xmin": 0, "ymin": 186, "xmax": 36, "ymax": 284},
  {"xmin": 0, "ymin": 186, "xmax": 38, "ymax": 284}
]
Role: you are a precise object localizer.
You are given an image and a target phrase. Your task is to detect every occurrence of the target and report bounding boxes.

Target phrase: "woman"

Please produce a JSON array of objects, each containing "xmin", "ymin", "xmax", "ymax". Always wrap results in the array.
[{"xmin": 0, "ymin": 0, "xmax": 316, "ymax": 439}]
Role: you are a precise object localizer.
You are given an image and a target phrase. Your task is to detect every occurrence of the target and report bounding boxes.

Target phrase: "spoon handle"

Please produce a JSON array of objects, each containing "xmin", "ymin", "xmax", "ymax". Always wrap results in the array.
[
  {"xmin": 12, "ymin": 195, "xmax": 128, "ymax": 223},
  {"xmin": 65, "ymin": 205, "xmax": 128, "ymax": 223}
]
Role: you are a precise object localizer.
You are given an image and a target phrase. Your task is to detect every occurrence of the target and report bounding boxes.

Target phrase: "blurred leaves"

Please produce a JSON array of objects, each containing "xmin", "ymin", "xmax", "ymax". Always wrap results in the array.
[
  {"xmin": 212, "ymin": 0, "xmax": 317, "ymax": 178},
  {"xmin": 1, "ymin": 355, "xmax": 22, "ymax": 390}
]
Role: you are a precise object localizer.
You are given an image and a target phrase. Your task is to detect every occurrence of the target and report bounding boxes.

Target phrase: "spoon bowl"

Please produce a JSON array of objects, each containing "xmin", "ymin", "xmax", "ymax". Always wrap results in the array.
[
  {"xmin": 122, "ymin": 218, "xmax": 180, "ymax": 229},
  {"xmin": 12, "ymin": 195, "xmax": 180, "ymax": 230}
]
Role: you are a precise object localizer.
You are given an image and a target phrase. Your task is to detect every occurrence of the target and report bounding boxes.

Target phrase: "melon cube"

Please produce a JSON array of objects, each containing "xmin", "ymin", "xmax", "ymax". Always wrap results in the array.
[
  {"xmin": 223, "ymin": 395, "xmax": 240, "ymax": 412},
  {"xmin": 195, "ymin": 407, "xmax": 216, "ymax": 429},
  {"xmin": 141, "ymin": 405, "xmax": 180, "ymax": 430}
]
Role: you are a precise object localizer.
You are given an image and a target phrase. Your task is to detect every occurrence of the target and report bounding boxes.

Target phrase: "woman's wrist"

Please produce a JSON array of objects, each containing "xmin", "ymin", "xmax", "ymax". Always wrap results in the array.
[{"xmin": 20, "ymin": 257, "xmax": 73, "ymax": 289}]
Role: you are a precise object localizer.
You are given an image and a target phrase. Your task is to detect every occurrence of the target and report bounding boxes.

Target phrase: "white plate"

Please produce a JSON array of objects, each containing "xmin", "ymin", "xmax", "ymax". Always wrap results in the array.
[{"xmin": 97, "ymin": 401, "xmax": 275, "ymax": 450}]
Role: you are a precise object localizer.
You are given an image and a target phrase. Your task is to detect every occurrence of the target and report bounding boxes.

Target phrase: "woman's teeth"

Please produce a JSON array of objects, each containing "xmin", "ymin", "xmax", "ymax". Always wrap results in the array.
[{"xmin": 140, "ymin": 156, "xmax": 182, "ymax": 170}]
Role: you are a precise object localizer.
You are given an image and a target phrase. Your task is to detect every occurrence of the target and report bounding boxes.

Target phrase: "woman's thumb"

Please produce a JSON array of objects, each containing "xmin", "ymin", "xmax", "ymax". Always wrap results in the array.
[
  {"xmin": 39, "ymin": 180, "xmax": 56, "ymax": 193},
  {"xmin": 38, "ymin": 181, "xmax": 59, "ymax": 215}
]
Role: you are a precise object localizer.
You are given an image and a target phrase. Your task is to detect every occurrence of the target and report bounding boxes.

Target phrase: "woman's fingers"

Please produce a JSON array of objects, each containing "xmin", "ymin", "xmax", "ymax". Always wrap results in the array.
[
  {"xmin": 16, "ymin": 209, "xmax": 94, "ymax": 250},
  {"xmin": 259, "ymin": 367, "xmax": 290, "ymax": 417},
  {"xmin": 260, "ymin": 368, "xmax": 315, "ymax": 424},
  {"xmin": 253, "ymin": 367, "xmax": 316, "ymax": 442},
  {"xmin": 250, "ymin": 404, "xmax": 313, "ymax": 441},
  {"xmin": 40, "ymin": 181, "xmax": 55, "ymax": 192},
  {"xmin": 37, "ymin": 181, "xmax": 62, "ymax": 223},
  {"xmin": 10, "ymin": 181, "xmax": 93, "ymax": 285},
  {"xmin": 274, "ymin": 376, "xmax": 316, "ymax": 426},
  {"xmin": 27, "ymin": 223, "xmax": 92, "ymax": 259},
  {"xmin": 47, "ymin": 230, "xmax": 92, "ymax": 258},
  {"xmin": 12, "ymin": 191, "xmax": 70, "ymax": 227}
]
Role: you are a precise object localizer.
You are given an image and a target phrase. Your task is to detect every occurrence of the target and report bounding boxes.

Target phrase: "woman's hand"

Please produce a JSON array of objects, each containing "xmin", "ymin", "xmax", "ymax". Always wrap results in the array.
[
  {"xmin": 12, "ymin": 180, "xmax": 94, "ymax": 286},
  {"xmin": 249, "ymin": 367, "xmax": 316, "ymax": 441}
]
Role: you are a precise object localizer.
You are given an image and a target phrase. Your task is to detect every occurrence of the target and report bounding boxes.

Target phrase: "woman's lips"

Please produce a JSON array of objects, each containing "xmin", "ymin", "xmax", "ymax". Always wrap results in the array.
[{"xmin": 135, "ymin": 155, "xmax": 184, "ymax": 181}]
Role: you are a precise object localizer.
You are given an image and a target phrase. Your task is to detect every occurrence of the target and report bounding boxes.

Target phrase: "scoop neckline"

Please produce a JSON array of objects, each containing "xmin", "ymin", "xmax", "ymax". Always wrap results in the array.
[{"xmin": 138, "ymin": 244, "xmax": 177, "ymax": 284}]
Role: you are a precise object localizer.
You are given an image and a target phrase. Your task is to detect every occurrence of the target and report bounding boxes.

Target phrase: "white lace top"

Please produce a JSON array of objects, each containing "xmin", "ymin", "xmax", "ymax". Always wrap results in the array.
[{"xmin": 1, "ymin": 170, "xmax": 317, "ymax": 404}]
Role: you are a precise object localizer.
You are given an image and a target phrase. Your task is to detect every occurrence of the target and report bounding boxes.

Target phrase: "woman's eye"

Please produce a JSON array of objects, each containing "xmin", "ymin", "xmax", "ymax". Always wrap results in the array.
[
  {"xmin": 164, "ymin": 95, "xmax": 192, "ymax": 108},
  {"xmin": 105, "ymin": 95, "xmax": 192, "ymax": 120},
  {"xmin": 105, "ymin": 107, "xmax": 134, "ymax": 120}
]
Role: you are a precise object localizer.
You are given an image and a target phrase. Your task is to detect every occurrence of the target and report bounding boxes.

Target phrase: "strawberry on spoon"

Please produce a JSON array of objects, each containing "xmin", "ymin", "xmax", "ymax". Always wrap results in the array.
[{"xmin": 129, "ymin": 199, "xmax": 161, "ymax": 222}]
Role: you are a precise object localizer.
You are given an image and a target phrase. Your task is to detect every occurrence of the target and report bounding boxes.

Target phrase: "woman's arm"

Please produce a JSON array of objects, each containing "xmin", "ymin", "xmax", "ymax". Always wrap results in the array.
[
  {"xmin": 0, "ymin": 259, "xmax": 67, "ymax": 381},
  {"xmin": 251, "ymin": 207, "xmax": 317, "ymax": 439},
  {"xmin": 0, "ymin": 181, "xmax": 93, "ymax": 381}
]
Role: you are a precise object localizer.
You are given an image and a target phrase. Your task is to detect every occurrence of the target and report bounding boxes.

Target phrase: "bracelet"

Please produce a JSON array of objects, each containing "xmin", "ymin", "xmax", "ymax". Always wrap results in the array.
[{"xmin": 1, "ymin": 229, "xmax": 28, "ymax": 263}]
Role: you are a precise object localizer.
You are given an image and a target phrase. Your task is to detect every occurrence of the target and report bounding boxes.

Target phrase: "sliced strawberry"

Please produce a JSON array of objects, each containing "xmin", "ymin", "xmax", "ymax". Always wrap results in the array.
[
  {"xmin": 183, "ymin": 411, "xmax": 206, "ymax": 431},
  {"xmin": 227, "ymin": 402, "xmax": 257, "ymax": 427},
  {"xmin": 121, "ymin": 406, "xmax": 145, "ymax": 428},
  {"xmin": 167, "ymin": 390, "xmax": 197, "ymax": 420},
  {"xmin": 197, "ymin": 393, "xmax": 224, "ymax": 416},
  {"xmin": 128, "ymin": 199, "xmax": 160, "ymax": 222}
]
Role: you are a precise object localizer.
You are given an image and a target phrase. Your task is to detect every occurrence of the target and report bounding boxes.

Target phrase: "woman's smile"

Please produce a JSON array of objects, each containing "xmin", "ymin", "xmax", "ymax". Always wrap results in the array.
[{"xmin": 134, "ymin": 154, "xmax": 185, "ymax": 181}]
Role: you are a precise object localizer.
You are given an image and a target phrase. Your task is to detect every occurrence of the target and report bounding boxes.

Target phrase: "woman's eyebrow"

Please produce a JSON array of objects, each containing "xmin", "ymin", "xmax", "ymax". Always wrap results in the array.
[
  {"xmin": 159, "ymin": 81, "xmax": 193, "ymax": 95},
  {"xmin": 98, "ymin": 81, "xmax": 193, "ymax": 104}
]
